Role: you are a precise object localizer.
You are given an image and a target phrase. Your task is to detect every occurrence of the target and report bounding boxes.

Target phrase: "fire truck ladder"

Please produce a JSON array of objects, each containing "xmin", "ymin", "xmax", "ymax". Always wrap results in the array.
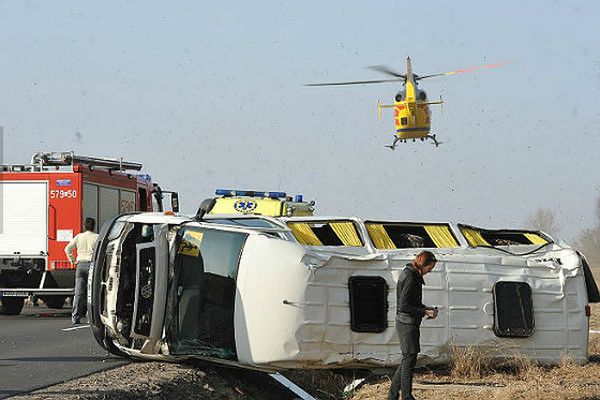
[{"xmin": 31, "ymin": 151, "xmax": 143, "ymax": 171}]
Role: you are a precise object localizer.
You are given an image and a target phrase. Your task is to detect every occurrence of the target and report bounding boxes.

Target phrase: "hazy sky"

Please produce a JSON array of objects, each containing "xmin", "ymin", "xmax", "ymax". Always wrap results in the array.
[{"xmin": 1, "ymin": 1, "xmax": 599, "ymax": 242}]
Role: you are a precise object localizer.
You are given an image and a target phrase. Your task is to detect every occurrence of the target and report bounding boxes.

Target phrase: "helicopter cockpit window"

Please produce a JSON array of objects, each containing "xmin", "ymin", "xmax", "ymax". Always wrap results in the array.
[
  {"xmin": 365, "ymin": 222, "xmax": 460, "ymax": 249},
  {"xmin": 418, "ymin": 91, "xmax": 427, "ymax": 101},
  {"xmin": 395, "ymin": 93, "xmax": 403, "ymax": 102}
]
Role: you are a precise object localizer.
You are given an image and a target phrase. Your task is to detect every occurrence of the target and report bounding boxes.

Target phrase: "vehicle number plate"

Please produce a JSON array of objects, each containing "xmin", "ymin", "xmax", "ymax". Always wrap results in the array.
[{"xmin": 1, "ymin": 291, "xmax": 28, "ymax": 297}]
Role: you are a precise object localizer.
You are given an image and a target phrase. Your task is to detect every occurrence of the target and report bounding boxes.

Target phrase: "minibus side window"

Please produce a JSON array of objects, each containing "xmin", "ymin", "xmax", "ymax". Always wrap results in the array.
[
  {"xmin": 493, "ymin": 281, "xmax": 535, "ymax": 337},
  {"xmin": 348, "ymin": 276, "xmax": 389, "ymax": 333}
]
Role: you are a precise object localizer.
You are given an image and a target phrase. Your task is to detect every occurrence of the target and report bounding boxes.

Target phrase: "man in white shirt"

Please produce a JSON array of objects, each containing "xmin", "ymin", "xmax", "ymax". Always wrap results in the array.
[{"xmin": 65, "ymin": 218, "xmax": 99, "ymax": 324}]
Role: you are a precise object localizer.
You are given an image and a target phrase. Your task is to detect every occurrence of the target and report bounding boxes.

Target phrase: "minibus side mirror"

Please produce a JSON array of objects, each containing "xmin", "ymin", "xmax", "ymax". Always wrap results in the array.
[{"xmin": 171, "ymin": 193, "xmax": 180, "ymax": 213}]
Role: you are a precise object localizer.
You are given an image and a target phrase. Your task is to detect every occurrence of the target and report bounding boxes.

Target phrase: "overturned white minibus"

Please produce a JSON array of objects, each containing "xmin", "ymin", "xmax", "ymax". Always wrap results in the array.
[{"xmin": 88, "ymin": 211, "xmax": 599, "ymax": 370}]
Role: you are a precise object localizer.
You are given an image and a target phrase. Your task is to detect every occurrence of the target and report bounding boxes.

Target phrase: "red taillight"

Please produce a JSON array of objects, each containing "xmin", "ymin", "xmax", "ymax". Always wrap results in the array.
[
  {"xmin": 585, "ymin": 305, "xmax": 591, "ymax": 317},
  {"xmin": 51, "ymin": 260, "xmax": 74, "ymax": 270}
]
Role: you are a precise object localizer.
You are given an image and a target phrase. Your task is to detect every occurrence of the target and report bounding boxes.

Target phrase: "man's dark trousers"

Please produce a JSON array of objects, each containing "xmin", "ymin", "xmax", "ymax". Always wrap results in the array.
[{"xmin": 388, "ymin": 322, "xmax": 420, "ymax": 400}]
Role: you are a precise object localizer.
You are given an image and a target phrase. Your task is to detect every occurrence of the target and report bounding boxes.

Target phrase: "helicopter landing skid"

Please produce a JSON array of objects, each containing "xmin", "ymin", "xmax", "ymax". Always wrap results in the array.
[
  {"xmin": 385, "ymin": 137, "xmax": 400, "ymax": 150},
  {"xmin": 386, "ymin": 135, "xmax": 442, "ymax": 150},
  {"xmin": 426, "ymin": 134, "xmax": 442, "ymax": 147}
]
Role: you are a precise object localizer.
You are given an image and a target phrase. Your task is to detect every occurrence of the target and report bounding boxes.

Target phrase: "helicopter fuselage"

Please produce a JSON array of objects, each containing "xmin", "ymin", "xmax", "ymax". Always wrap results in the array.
[
  {"xmin": 381, "ymin": 79, "xmax": 433, "ymax": 140},
  {"xmin": 394, "ymin": 84, "xmax": 432, "ymax": 139}
]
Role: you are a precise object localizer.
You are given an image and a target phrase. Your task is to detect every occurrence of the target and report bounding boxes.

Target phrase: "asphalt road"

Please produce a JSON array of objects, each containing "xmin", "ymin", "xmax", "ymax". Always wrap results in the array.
[{"xmin": 0, "ymin": 305, "xmax": 127, "ymax": 399}]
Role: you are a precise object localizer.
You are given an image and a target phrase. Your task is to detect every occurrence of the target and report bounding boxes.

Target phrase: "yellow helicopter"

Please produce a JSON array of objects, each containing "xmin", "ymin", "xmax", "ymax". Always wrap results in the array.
[{"xmin": 307, "ymin": 57, "xmax": 509, "ymax": 150}]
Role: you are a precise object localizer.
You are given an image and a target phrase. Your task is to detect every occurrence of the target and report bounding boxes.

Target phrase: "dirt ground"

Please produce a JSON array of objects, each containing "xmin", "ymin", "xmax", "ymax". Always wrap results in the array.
[
  {"xmin": 11, "ymin": 361, "xmax": 299, "ymax": 400},
  {"xmin": 14, "ymin": 307, "xmax": 600, "ymax": 399}
]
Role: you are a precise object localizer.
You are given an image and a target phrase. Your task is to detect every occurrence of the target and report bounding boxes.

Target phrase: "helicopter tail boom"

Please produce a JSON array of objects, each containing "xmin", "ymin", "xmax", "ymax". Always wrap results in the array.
[{"xmin": 406, "ymin": 57, "xmax": 414, "ymax": 83}]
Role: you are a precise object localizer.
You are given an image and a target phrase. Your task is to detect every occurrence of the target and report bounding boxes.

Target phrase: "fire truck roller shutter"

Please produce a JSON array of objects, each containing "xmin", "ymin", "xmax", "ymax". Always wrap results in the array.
[
  {"xmin": 99, "ymin": 187, "xmax": 119, "ymax": 233},
  {"xmin": 0, "ymin": 181, "xmax": 48, "ymax": 255},
  {"xmin": 83, "ymin": 184, "xmax": 99, "ymax": 232}
]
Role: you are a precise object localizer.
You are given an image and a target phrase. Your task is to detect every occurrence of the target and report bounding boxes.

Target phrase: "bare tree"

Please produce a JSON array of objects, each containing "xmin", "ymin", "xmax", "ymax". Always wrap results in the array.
[
  {"xmin": 526, "ymin": 208, "xmax": 560, "ymax": 236},
  {"xmin": 577, "ymin": 194, "xmax": 600, "ymax": 269},
  {"xmin": 579, "ymin": 228, "xmax": 600, "ymax": 265}
]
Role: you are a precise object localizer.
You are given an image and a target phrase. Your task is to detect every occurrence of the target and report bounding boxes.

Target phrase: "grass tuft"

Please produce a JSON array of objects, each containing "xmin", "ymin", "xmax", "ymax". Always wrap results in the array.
[{"xmin": 450, "ymin": 345, "xmax": 495, "ymax": 379}]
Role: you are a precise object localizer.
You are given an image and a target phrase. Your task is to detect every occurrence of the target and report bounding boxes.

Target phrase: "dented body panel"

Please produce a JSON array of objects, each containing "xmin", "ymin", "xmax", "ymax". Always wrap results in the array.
[{"xmin": 89, "ymin": 213, "xmax": 596, "ymax": 370}]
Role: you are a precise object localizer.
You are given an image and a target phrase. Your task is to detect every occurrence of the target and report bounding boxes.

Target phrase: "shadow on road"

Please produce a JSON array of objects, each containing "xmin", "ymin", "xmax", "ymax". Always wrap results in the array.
[
  {"xmin": 3, "ymin": 356, "xmax": 116, "ymax": 362},
  {"xmin": 0, "ymin": 390, "xmax": 24, "ymax": 396},
  {"xmin": 11, "ymin": 388, "xmax": 147, "ymax": 398}
]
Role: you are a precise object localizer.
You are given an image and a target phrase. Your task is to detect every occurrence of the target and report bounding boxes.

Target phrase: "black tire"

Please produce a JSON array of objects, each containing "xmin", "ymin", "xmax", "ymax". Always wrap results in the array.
[
  {"xmin": 43, "ymin": 296, "xmax": 67, "ymax": 309},
  {"xmin": 0, "ymin": 297, "xmax": 25, "ymax": 315}
]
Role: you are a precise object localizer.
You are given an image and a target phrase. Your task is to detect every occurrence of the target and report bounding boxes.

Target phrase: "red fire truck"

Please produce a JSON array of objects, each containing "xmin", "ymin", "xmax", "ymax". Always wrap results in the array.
[{"xmin": 0, "ymin": 151, "xmax": 178, "ymax": 315}]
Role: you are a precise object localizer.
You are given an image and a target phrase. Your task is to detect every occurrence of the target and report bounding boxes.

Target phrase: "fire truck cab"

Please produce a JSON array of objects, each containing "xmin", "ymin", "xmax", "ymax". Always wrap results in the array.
[{"xmin": 0, "ymin": 151, "xmax": 178, "ymax": 315}]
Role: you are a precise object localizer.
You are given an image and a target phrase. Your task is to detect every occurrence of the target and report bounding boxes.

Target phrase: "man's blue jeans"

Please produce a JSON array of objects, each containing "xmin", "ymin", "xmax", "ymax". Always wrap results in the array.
[{"xmin": 72, "ymin": 261, "xmax": 91, "ymax": 323}]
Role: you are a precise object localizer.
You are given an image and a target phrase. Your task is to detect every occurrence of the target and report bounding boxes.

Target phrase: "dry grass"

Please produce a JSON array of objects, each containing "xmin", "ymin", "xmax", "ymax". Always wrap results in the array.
[
  {"xmin": 447, "ymin": 341, "xmax": 552, "ymax": 382},
  {"xmin": 349, "ymin": 382, "xmax": 391, "ymax": 400},
  {"xmin": 283, "ymin": 369, "xmax": 358, "ymax": 399},
  {"xmin": 348, "ymin": 305, "xmax": 600, "ymax": 399},
  {"xmin": 449, "ymin": 345, "xmax": 495, "ymax": 379},
  {"xmin": 355, "ymin": 353, "xmax": 600, "ymax": 399},
  {"xmin": 590, "ymin": 334, "xmax": 600, "ymax": 356}
]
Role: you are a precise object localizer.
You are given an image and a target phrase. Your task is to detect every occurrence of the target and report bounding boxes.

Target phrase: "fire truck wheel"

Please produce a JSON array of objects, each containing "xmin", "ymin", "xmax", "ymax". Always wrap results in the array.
[
  {"xmin": 0, "ymin": 297, "xmax": 25, "ymax": 315},
  {"xmin": 43, "ymin": 296, "xmax": 66, "ymax": 309}
]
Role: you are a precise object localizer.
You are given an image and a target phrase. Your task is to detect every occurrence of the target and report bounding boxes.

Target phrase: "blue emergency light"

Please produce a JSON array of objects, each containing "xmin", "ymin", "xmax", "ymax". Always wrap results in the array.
[
  {"xmin": 215, "ymin": 189, "xmax": 287, "ymax": 199},
  {"xmin": 267, "ymin": 191, "xmax": 287, "ymax": 198}
]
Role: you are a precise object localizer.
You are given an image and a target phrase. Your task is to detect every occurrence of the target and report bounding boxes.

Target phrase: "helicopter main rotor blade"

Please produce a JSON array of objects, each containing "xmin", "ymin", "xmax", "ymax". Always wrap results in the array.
[
  {"xmin": 367, "ymin": 65, "xmax": 406, "ymax": 79},
  {"xmin": 305, "ymin": 78, "xmax": 403, "ymax": 87},
  {"xmin": 416, "ymin": 61, "xmax": 511, "ymax": 80}
]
